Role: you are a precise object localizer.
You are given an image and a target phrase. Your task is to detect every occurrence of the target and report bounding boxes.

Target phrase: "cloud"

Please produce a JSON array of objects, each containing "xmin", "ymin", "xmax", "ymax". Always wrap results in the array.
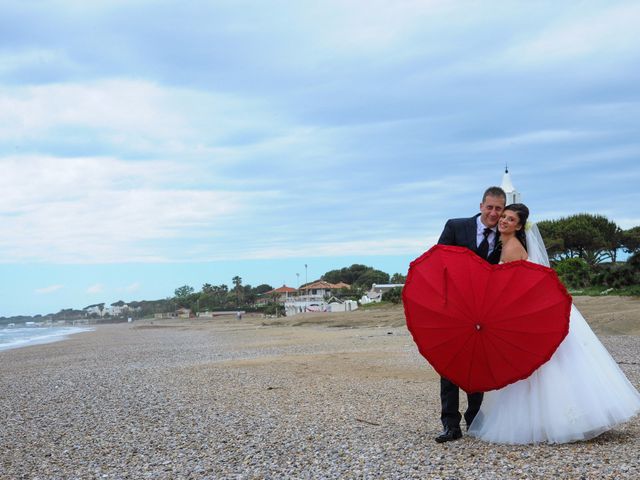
[
  {"xmin": 0, "ymin": 79, "xmax": 282, "ymax": 158},
  {"xmin": 86, "ymin": 284, "xmax": 104, "ymax": 294},
  {"xmin": 0, "ymin": 0, "xmax": 638, "ymax": 271},
  {"xmin": 236, "ymin": 237, "xmax": 436, "ymax": 261},
  {"xmin": 308, "ymin": 0, "xmax": 450, "ymax": 53},
  {"xmin": 0, "ymin": 154, "xmax": 266, "ymax": 263},
  {"xmin": 506, "ymin": 3, "xmax": 640, "ymax": 66},
  {"xmin": 123, "ymin": 282, "xmax": 141, "ymax": 293},
  {"xmin": 468, "ymin": 130, "xmax": 602, "ymax": 152},
  {"xmin": 0, "ymin": 48, "xmax": 75, "ymax": 77},
  {"xmin": 35, "ymin": 284, "xmax": 64, "ymax": 294}
]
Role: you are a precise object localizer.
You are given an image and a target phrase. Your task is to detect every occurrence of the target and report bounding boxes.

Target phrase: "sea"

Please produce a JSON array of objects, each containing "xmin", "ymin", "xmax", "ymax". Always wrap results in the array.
[{"xmin": 0, "ymin": 325, "xmax": 93, "ymax": 352}]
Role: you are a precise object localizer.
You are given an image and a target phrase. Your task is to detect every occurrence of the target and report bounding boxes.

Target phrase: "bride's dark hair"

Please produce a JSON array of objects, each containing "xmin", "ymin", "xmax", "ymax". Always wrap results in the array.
[{"xmin": 504, "ymin": 203, "xmax": 529, "ymax": 249}]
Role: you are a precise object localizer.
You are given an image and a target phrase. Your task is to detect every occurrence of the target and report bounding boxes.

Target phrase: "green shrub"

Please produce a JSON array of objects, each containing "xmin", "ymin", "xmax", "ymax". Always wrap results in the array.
[
  {"xmin": 381, "ymin": 286, "xmax": 403, "ymax": 304},
  {"xmin": 625, "ymin": 285, "xmax": 640, "ymax": 296},
  {"xmin": 554, "ymin": 258, "xmax": 591, "ymax": 289}
]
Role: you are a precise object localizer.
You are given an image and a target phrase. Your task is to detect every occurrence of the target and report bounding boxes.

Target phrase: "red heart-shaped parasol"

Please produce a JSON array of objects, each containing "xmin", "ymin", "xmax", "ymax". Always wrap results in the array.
[{"xmin": 403, "ymin": 244, "xmax": 572, "ymax": 393}]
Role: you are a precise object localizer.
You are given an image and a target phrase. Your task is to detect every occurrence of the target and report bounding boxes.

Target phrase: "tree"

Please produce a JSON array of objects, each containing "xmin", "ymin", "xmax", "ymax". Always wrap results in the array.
[
  {"xmin": 243, "ymin": 284, "xmax": 256, "ymax": 305},
  {"xmin": 232, "ymin": 276, "xmax": 243, "ymax": 306},
  {"xmin": 538, "ymin": 214, "xmax": 622, "ymax": 265},
  {"xmin": 322, "ymin": 264, "xmax": 389, "ymax": 287},
  {"xmin": 353, "ymin": 269, "xmax": 390, "ymax": 288},
  {"xmin": 390, "ymin": 273, "xmax": 406, "ymax": 284},
  {"xmin": 561, "ymin": 215, "xmax": 605, "ymax": 263},
  {"xmin": 322, "ymin": 264, "xmax": 370, "ymax": 285},
  {"xmin": 382, "ymin": 286, "xmax": 403, "ymax": 304},
  {"xmin": 583, "ymin": 214, "xmax": 622, "ymax": 262},
  {"xmin": 254, "ymin": 284, "xmax": 274, "ymax": 295},
  {"xmin": 622, "ymin": 227, "xmax": 640, "ymax": 254},
  {"xmin": 174, "ymin": 285, "xmax": 197, "ymax": 309},
  {"xmin": 174, "ymin": 285, "xmax": 195, "ymax": 298},
  {"xmin": 537, "ymin": 219, "xmax": 564, "ymax": 262}
]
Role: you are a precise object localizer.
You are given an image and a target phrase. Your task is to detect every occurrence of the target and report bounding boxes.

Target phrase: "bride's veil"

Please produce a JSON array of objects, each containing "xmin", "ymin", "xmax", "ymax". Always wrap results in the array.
[{"xmin": 525, "ymin": 223, "xmax": 551, "ymax": 267}]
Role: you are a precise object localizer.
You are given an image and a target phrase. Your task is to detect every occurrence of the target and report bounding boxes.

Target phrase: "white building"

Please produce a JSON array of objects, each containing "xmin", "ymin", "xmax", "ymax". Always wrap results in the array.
[
  {"xmin": 501, "ymin": 166, "xmax": 522, "ymax": 205},
  {"xmin": 327, "ymin": 299, "xmax": 359, "ymax": 313},
  {"xmin": 361, "ymin": 283, "xmax": 404, "ymax": 303},
  {"xmin": 284, "ymin": 280, "xmax": 353, "ymax": 316},
  {"xmin": 108, "ymin": 304, "xmax": 129, "ymax": 316},
  {"xmin": 83, "ymin": 304, "xmax": 105, "ymax": 317}
]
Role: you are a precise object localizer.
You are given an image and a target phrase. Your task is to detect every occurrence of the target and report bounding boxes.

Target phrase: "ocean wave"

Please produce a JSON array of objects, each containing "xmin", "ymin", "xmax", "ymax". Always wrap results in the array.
[{"xmin": 0, "ymin": 326, "xmax": 94, "ymax": 352}]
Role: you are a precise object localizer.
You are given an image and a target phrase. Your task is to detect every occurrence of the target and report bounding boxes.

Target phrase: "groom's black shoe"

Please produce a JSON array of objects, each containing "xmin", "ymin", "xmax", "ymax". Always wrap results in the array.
[{"xmin": 435, "ymin": 426, "xmax": 462, "ymax": 443}]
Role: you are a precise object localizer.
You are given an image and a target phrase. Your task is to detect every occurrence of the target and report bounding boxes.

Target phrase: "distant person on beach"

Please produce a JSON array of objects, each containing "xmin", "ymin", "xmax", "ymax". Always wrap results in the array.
[{"xmin": 433, "ymin": 186, "xmax": 506, "ymax": 443}]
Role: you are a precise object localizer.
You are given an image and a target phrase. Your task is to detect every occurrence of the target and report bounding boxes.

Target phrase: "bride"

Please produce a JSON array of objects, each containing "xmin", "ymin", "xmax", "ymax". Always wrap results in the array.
[{"xmin": 468, "ymin": 203, "xmax": 640, "ymax": 444}]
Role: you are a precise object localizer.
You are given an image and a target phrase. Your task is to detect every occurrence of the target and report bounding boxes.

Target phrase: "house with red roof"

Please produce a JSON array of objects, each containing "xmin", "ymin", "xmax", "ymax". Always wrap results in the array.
[
  {"xmin": 298, "ymin": 280, "xmax": 350, "ymax": 298},
  {"xmin": 256, "ymin": 285, "xmax": 298, "ymax": 306}
]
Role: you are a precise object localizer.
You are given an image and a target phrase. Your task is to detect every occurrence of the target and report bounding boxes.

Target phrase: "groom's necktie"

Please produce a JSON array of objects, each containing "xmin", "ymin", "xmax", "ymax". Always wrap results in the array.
[{"xmin": 477, "ymin": 227, "xmax": 491, "ymax": 259}]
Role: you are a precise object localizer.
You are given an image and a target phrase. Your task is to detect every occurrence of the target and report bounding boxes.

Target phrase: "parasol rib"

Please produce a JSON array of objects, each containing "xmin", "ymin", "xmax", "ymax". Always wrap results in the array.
[
  {"xmin": 484, "ymin": 270, "xmax": 559, "ymax": 319},
  {"xmin": 489, "ymin": 301, "xmax": 571, "ymax": 327},
  {"xmin": 477, "ymin": 333, "xmax": 500, "ymax": 387},
  {"xmin": 443, "ymin": 267, "xmax": 448, "ymax": 305},
  {"xmin": 414, "ymin": 329, "xmax": 476, "ymax": 353},
  {"xmin": 485, "ymin": 330, "xmax": 553, "ymax": 358},
  {"xmin": 410, "ymin": 267, "xmax": 471, "ymax": 321},
  {"xmin": 404, "ymin": 298, "xmax": 473, "ymax": 325},
  {"xmin": 478, "ymin": 265, "xmax": 517, "ymax": 322},
  {"xmin": 465, "ymin": 332, "xmax": 480, "ymax": 391},
  {"xmin": 440, "ymin": 331, "xmax": 477, "ymax": 372},
  {"xmin": 479, "ymin": 333, "xmax": 523, "ymax": 388}
]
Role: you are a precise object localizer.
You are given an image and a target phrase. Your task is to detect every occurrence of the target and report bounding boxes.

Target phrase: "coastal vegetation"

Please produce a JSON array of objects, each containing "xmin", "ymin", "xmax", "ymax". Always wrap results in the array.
[{"xmin": 538, "ymin": 214, "xmax": 640, "ymax": 292}]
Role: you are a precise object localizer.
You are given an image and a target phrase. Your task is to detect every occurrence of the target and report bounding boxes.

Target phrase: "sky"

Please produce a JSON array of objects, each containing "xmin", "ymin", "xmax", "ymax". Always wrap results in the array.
[{"xmin": 1, "ymin": 1, "xmax": 640, "ymax": 317}]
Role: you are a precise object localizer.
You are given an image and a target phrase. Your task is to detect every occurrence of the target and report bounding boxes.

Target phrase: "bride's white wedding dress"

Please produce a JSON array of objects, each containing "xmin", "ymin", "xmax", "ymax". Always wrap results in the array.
[{"xmin": 468, "ymin": 225, "xmax": 640, "ymax": 444}]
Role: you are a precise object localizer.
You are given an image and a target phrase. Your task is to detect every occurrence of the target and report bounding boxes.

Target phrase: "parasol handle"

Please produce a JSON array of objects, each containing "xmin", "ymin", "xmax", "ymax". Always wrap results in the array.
[{"xmin": 443, "ymin": 267, "xmax": 448, "ymax": 305}]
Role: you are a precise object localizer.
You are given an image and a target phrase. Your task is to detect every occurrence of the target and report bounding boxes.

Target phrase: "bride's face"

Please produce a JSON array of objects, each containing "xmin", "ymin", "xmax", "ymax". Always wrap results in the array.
[{"xmin": 498, "ymin": 210, "xmax": 522, "ymax": 234}]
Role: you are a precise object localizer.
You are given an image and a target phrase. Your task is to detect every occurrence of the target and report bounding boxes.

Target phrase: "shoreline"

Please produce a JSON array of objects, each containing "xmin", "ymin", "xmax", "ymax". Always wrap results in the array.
[
  {"xmin": 1, "ymin": 303, "xmax": 640, "ymax": 478},
  {"xmin": 0, "ymin": 325, "xmax": 94, "ymax": 352}
]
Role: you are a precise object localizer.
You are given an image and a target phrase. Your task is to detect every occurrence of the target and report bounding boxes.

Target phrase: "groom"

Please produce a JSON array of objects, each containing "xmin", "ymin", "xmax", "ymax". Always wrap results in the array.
[{"xmin": 434, "ymin": 186, "xmax": 506, "ymax": 443}]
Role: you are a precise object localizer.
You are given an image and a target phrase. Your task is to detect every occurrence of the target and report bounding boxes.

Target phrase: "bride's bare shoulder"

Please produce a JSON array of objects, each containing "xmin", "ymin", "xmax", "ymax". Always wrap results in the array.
[{"xmin": 500, "ymin": 238, "xmax": 528, "ymax": 263}]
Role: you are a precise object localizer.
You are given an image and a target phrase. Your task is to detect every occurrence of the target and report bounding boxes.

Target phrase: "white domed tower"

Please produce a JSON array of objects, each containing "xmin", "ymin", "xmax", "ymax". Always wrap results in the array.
[{"xmin": 501, "ymin": 165, "xmax": 521, "ymax": 205}]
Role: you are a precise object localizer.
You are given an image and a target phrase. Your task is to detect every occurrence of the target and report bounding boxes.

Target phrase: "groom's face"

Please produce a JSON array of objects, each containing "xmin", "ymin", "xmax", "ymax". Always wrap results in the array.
[{"xmin": 479, "ymin": 195, "xmax": 506, "ymax": 228}]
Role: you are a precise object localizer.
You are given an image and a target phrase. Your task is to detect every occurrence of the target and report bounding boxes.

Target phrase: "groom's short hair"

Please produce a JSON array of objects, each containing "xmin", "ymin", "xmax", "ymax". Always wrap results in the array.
[{"xmin": 482, "ymin": 186, "xmax": 506, "ymax": 203}]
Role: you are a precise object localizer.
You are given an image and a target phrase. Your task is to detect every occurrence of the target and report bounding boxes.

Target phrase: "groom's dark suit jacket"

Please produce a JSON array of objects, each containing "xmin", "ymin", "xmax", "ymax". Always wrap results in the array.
[
  {"xmin": 437, "ymin": 213, "xmax": 501, "ymax": 265},
  {"xmin": 436, "ymin": 213, "xmax": 500, "ymax": 429}
]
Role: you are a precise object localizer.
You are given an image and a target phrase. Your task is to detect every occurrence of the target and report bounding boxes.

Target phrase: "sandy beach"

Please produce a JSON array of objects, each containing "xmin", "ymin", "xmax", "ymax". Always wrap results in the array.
[{"xmin": 2, "ymin": 297, "xmax": 640, "ymax": 479}]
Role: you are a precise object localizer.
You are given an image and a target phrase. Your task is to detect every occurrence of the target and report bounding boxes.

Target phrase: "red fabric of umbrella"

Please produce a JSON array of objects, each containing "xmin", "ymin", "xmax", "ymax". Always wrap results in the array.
[{"xmin": 403, "ymin": 244, "xmax": 572, "ymax": 393}]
